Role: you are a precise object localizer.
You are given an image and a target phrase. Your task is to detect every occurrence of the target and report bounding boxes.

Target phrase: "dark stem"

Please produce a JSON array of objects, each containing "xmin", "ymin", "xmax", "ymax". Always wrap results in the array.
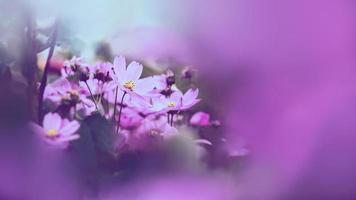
[
  {"xmin": 38, "ymin": 20, "xmax": 58, "ymax": 123},
  {"xmin": 116, "ymin": 92, "xmax": 127, "ymax": 134},
  {"xmin": 170, "ymin": 113, "xmax": 174, "ymax": 126},
  {"xmin": 85, "ymin": 81, "xmax": 99, "ymax": 111},
  {"xmin": 112, "ymin": 86, "xmax": 119, "ymax": 122}
]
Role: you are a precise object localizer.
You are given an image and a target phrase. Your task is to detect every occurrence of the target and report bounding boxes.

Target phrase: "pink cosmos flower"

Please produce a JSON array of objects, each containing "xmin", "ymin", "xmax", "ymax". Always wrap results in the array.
[
  {"xmin": 90, "ymin": 62, "xmax": 113, "ymax": 82},
  {"xmin": 151, "ymin": 88, "xmax": 201, "ymax": 113},
  {"xmin": 111, "ymin": 56, "xmax": 156, "ymax": 98},
  {"xmin": 61, "ymin": 56, "xmax": 89, "ymax": 78},
  {"xmin": 190, "ymin": 111, "xmax": 210, "ymax": 126},
  {"xmin": 79, "ymin": 78, "xmax": 116, "ymax": 96},
  {"xmin": 150, "ymin": 72, "xmax": 178, "ymax": 97},
  {"xmin": 30, "ymin": 113, "xmax": 80, "ymax": 147},
  {"xmin": 44, "ymin": 78, "xmax": 89, "ymax": 104},
  {"xmin": 119, "ymin": 108, "xmax": 144, "ymax": 129},
  {"xmin": 135, "ymin": 116, "xmax": 178, "ymax": 139}
]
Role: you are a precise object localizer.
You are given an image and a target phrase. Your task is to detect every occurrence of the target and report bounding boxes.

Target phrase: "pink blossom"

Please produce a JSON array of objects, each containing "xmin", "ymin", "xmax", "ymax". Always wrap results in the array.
[
  {"xmin": 135, "ymin": 116, "xmax": 178, "ymax": 139},
  {"xmin": 61, "ymin": 56, "xmax": 89, "ymax": 79},
  {"xmin": 190, "ymin": 111, "xmax": 210, "ymax": 126},
  {"xmin": 151, "ymin": 88, "xmax": 200, "ymax": 113},
  {"xmin": 90, "ymin": 62, "xmax": 113, "ymax": 82},
  {"xmin": 44, "ymin": 78, "xmax": 89, "ymax": 105},
  {"xmin": 111, "ymin": 56, "xmax": 156, "ymax": 98},
  {"xmin": 119, "ymin": 108, "xmax": 144, "ymax": 129},
  {"xmin": 79, "ymin": 78, "xmax": 116, "ymax": 96},
  {"xmin": 30, "ymin": 113, "xmax": 80, "ymax": 147}
]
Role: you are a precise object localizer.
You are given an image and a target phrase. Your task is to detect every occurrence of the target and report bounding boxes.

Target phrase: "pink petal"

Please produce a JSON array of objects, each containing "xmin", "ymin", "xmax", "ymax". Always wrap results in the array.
[
  {"xmin": 183, "ymin": 88, "xmax": 199, "ymax": 103},
  {"xmin": 181, "ymin": 99, "xmax": 201, "ymax": 110},
  {"xmin": 43, "ymin": 113, "xmax": 62, "ymax": 132},
  {"xmin": 28, "ymin": 122, "xmax": 45, "ymax": 136},
  {"xmin": 195, "ymin": 139, "xmax": 212, "ymax": 146},
  {"xmin": 135, "ymin": 77, "xmax": 155, "ymax": 95},
  {"xmin": 113, "ymin": 56, "xmax": 126, "ymax": 78},
  {"xmin": 125, "ymin": 61, "xmax": 143, "ymax": 81},
  {"xmin": 59, "ymin": 120, "xmax": 80, "ymax": 136},
  {"xmin": 170, "ymin": 90, "xmax": 183, "ymax": 102},
  {"xmin": 57, "ymin": 134, "xmax": 80, "ymax": 143}
]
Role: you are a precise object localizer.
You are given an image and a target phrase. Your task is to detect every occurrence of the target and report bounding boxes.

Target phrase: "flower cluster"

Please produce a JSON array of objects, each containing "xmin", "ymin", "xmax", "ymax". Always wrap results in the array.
[{"xmin": 34, "ymin": 56, "xmax": 209, "ymax": 148}]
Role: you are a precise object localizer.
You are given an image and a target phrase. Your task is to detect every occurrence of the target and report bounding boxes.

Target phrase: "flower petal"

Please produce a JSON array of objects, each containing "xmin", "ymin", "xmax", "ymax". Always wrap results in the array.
[
  {"xmin": 125, "ymin": 61, "xmax": 143, "ymax": 81},
  {"xmin": 181, "ymin": 99, "xmax": 201, "ymax": 110},
  {"xmin": 57, "ymin": 134, "xmax": 80, "ymax": 143},
  {"xmin": 183, "ymin": 88, "xmax": 199, "ymax": 104},
  {"xmin": 113, "ymin": 56, "xmax": 126, "ymax": 78},
  {"xmin": 43, "ymin": 113, "xmax": 62, "ymax": 132},
  {"xmin": 135, "ymin": 77, "xmax": 155, "ymax": 95},
  {"xmin": 59, "ymin": 120, "xmax": 80, "ymax": 136}
]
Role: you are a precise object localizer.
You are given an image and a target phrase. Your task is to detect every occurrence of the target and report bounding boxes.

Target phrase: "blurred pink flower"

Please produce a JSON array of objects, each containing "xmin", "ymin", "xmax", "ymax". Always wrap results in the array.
[
  {"xmin": 44, "ymin": 78, "xmax": 89, "ymax": 104},
  {"xmin": 135, "ymin": 116, "xmax": 179, "ymax": 139},
  {"xmin": 190, "ymin": 111, "xmax": 210, "ymax": 126},
  {"xmin": 119, "ymin": 108, "xmax": 144, "ymax": 129},
  {"xmin": 79, "ymin": 78, "xmax": 116, "ymax": 96},
  {"xmin": 91, "ymin": 62, "xmax": 113, "ymax": 82},
  {"xmin": 30, "ymin": 113, "xmax": 80, "ymax": 147},
  {"xmin": 61, "ymin": 56, "xmax": 89, "ymax": 79}
]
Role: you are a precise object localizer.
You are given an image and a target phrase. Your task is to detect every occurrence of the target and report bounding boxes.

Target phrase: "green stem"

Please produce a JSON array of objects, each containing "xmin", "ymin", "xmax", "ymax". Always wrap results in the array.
[
  {"xmin": 85, "ymin": 81, "xmax": 99, "ymax": 111},
  {"xmin": 116, "ymin": 92, "xmax": 127, "ymax": 134},
  {"xmin": 38, "ymin": 20, "xmax": 58, "ymax": 122},
  {"xmin": 112, "ymin": 86, "xmax": 119, "ymax": 122}
]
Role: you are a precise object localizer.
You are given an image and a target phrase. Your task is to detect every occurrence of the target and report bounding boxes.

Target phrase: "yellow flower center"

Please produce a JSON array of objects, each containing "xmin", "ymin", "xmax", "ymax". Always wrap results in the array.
[
  {"xmin": 124, "ymin": 80, "xmax": 135, "ymax": 91},
  {"xmin": 167, "ymin": 102, "xmax": 176, "ymax": 108},
  {"xmin": 46, "ymin": 129, "xmax": 59, "ymax": 138}
]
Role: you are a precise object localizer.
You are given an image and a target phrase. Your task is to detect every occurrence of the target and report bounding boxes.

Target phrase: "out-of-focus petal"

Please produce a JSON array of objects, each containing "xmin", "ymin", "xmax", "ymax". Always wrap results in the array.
[
  {"xmin": 57, "ymin": 134, "xmax": 80, "ymax": 143},
  {"xmin": 43, "ymin": 113, "xmax": 61, "ymax": 132},
  {"xmin": 195, "ymin": 139, "xmax": 212, "ymax": 146},
  {"xmin": 59, "ymin": 121, "xmax": 80, "ymax": 136},
  {"xmin": 183, "ymin": 88, "xmax": 199, "ymax": 104},
  {"xmin": 181, "ymin": 99, "xmax": 201, "ymax": 110}
]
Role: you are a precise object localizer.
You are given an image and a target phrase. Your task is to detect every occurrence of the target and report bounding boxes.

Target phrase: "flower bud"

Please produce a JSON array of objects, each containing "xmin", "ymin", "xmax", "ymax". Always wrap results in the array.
[
  {"xmin": 181, "ymin": 66, "xmax": 194, "ymax": 80},
  {"xmin": 165, "ymin": 70, "xmax": 175, "ymax": 86},
  {"xmin": 190, "ymin": 111, "xmax": 210, "ymax": 126}
]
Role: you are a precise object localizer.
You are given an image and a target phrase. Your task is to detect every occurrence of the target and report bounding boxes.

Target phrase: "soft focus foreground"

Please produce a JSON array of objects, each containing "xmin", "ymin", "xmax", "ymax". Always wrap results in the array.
[{"xmin": 1, "ymin": 0, "xmax": 356, "ymax": 199}]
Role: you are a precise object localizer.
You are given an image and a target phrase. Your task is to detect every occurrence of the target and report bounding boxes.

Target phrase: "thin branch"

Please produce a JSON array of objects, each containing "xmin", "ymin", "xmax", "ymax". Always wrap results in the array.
[
  {"xmin": 116, "ymin": 92, "xmax": 126, "ymax": 134},
  {"xmin": 85, "ymin": 81, "xmax": 99, "ymax": 111},
  {"xmin": 38, "ymin": 20, "xmax": 58, "ymax": 123},
  {"xmin": 112, "ymin": 86, "xmax": 119, "ymax": 122}
]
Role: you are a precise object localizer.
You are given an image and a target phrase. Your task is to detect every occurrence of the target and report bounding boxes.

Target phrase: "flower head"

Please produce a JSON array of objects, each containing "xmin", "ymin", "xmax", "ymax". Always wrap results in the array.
[
  {"xmin": 31, "ymin": 113, "xmax": 80, "ymax": 147},
  {"xmin": 61, "ymin": 57, "xmax": 90, "ymax": 81},
  {"xmin": 91, "ymin": 62, "xmax": 113, "ymax": 82},
  {"xmin": 151, "ymin": 88, "xmax": 201, "ymax": 113},
  {"xmin": 111, "ymin": 56, "xmax": 155, "ymax": 98},
  {"xmin": 44, "ymin": 78, "xmax": 90, "ymax": 108},
  {"xmin": 135, "ymin": 116, "xmax": 179, "ymax": 139}
]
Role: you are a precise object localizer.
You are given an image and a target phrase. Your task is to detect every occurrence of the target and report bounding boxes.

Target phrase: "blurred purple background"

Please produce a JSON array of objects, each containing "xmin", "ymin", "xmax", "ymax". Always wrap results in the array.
[{"xmin": 2, "ymin": 0, "xmax": 356, "ymax": 199}]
